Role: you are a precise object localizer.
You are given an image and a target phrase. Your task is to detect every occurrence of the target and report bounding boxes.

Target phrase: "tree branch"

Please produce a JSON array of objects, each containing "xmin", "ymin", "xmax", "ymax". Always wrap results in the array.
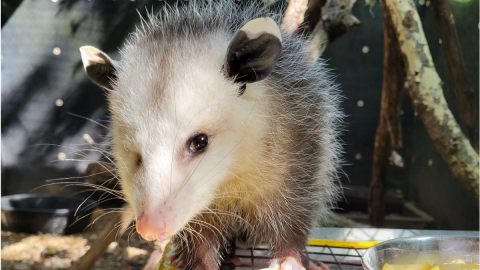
[
  {"xmin": 369, "ymin": 0, "xmax": 406, "ymax": 227},
  {"xmin": 431, "ymin": 0, "xmax": 479, "ymax": 153},
  {"xmin": 383, "ymin": 0, "xmax": 479, "ymax": 204},
  {"xmin": 305, "ymin": 0, "xmax": 360, "ymax": 60},
  {"xmin": 71, "ymin": 205, "xmax": 133, "ymax": 270},
  {"xmin": 283, "ymin": 0, "xmax": 360, "ymax": 60},
  {"xmin": 282, "ymin": 0, "xmax": 310, "ymax": 33},
  {"xmin": 304, "ymin": 0, "xmax": 327, "ymax": 33}
]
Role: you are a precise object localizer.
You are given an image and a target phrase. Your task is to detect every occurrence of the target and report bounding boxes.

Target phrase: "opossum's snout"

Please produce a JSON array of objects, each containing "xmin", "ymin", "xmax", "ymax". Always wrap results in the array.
[
  {"xmin": 136, "ymin": 211, "xmax": 169, "ymax": 241},
  {"xmin": 134, "ymin": 135, "xmax": 210, "ymax": 242},
  {"xmin": 136, "ymin": 205, "xmax": 173, "ymax": 241}
]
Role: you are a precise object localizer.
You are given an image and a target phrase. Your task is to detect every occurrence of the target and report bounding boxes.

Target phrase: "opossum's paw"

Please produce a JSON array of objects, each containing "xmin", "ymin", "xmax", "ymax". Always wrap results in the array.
[
  {"xmin": 307, "ymin": 260, "xmax": 330, "ymax": 270},
  {"xmin": 269, "ymin": 256, "xmax": 306, "ymax": 270}
]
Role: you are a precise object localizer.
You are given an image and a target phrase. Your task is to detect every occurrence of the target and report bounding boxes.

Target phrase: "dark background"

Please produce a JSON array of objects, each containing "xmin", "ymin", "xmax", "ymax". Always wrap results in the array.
[{"xmin": 2, "ymin": 0, "xmax": 479, "ymax": 230}]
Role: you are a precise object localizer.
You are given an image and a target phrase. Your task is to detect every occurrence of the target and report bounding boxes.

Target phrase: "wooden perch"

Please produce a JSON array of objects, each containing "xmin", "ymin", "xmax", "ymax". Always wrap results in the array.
[
  {"xmin": 383, "ymin": 0, "xmax": 479, "ymax": 204},
  {"xmin": 315, "ymin": 0, "xmax": 359, "ymax": 43},
  {"xmin": 304, "ymin": 0, "xmax": 327, "ymax": 33},
  {"xmin": 282, "ymin": 0, "xmax": 360, "ymax": 60},
  {"xmin": 282, "ymin": 0, "xmax": 310, "ymax": 33},
  {"xmin": 431, "ymin": 0, "xmax": 479, "ymax": 153},
  {"xmin": 305, "ymin": 0, "xmax": 360, "ymax": 60},
  {"xmin": 71, "ymin": 205, "xmax": 133, "ymax": 270},
  {"xmin": 69, "ymin": 162, "xmax": 127, "ymax": 269},
  {"xmin": 369, "ymin": 0, "xmax": 406, "ymax": 227}
]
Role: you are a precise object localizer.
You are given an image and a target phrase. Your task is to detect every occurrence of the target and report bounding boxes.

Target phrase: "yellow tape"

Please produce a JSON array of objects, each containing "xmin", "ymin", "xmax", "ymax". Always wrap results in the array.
[{"xmin": 307, "ymin": 238, "xmax": 380, "ymax": 249}]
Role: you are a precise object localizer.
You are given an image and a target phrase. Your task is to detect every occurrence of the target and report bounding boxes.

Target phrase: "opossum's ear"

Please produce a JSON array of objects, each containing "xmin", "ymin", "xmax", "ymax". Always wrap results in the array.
[
  {"xmin": 79, "ymin": 46, "xmax": 118, "ymax": 91},
  {"xmin": 225, "ymin": 17, "xmax": 282, "ymax": 84}
]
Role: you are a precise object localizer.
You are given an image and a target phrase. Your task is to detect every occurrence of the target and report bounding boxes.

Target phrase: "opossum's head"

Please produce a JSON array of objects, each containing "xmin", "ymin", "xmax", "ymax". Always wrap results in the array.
[{"xmin": 80, "ymin": 18, "xmax": 282, "ymax": 241}]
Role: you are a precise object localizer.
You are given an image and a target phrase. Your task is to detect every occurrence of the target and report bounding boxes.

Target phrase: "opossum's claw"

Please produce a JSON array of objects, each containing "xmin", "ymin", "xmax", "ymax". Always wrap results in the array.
[{"xmin": 269, "ymin": 256, "xmax": 306, "ymax": 270}]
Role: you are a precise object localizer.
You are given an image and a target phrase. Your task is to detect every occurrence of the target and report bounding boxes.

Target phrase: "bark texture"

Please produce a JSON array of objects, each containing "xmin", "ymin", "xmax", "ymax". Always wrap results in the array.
[
  {"xmin": 283, "ymin": 0, "xmax": 360, "ymax": 60},
  {"xmin": 305, "ymin": 0, "xmax": 360, "ymax": 60},
  {"xmin": 383, "ymin": 0, "xmax": 479, "ymax": 204},
  {"xmin": 369, "ymin": 0, "xmax": 405, "ymax": 227},
  {"xmin": 282, "ymin": 0, "xmax": 310, "ymax": 33}
]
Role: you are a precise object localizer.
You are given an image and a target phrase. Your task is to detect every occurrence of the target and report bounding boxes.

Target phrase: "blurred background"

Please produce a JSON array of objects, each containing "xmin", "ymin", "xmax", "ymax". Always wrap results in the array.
[{"xmin": 1, "ymin": 0, "xmax": 479, "ymax": 269}]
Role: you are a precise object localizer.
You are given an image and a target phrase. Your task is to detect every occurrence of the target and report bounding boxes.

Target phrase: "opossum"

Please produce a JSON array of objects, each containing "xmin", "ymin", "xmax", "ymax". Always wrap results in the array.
[{"xmin": 79, "ymin": 2, "xmax": 342, "ymax": 269}]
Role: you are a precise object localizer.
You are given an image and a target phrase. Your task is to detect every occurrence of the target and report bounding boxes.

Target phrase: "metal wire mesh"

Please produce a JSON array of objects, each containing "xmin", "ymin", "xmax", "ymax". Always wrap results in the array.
[{"xmin": 224, "ymin": 241, "xmax": 366, "ymax": 270}]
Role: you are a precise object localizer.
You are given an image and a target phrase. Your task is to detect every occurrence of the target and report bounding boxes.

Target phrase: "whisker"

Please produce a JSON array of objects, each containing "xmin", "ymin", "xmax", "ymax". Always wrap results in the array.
[
  {"xmin": 34, "ymin": 181, "xmax": 125, "ymax": 198},
  {"xmin": 33, "ymin": 143, "xmax": 116, "ymax": 167},
  {"xmin": 44, "ymin": 170, "xmax": 117, "ymax": 182},
  {"xmin": 105, "ymin": 220, "xmax": 133, "ymax": 242},
  {"xmin": 189, "ymin": 218, "xmax": 223, "ymax": 237},
  {"xmin": 70, "ymin": 207, "xmax": 125, "ymax": 227},
  {"xmin": 66, "ymin": 111, "xmax": 110, "ymax": 129}
]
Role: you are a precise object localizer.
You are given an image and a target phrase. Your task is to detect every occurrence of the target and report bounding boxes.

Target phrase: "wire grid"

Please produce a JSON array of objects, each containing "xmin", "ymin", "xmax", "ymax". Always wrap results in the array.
[{"xmin": 225, "ymin": 241, "xmax": 366, "ymax": 270}]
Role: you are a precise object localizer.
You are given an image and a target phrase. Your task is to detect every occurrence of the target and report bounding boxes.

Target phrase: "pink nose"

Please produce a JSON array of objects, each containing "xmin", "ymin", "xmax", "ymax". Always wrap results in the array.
[{"xmin": 136, "ymin": 214, "xmax": 169, "ymax": 241}]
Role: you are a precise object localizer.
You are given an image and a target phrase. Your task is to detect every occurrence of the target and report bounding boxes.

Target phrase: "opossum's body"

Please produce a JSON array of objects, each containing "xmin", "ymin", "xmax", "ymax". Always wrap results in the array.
[{"xmin": 80, "ymin": 2, "xmax": 342, "ymax": 269}]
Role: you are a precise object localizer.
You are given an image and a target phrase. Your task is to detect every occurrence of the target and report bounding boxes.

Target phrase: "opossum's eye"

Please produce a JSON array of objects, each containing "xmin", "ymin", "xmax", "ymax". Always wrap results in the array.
[
  {"xmin": 188, "ymin": 134, "xmax": 209, "ymax": 154},
  {"xmin": 136, "ymin": 154, "xmax": 143, "ymax": 166}
]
